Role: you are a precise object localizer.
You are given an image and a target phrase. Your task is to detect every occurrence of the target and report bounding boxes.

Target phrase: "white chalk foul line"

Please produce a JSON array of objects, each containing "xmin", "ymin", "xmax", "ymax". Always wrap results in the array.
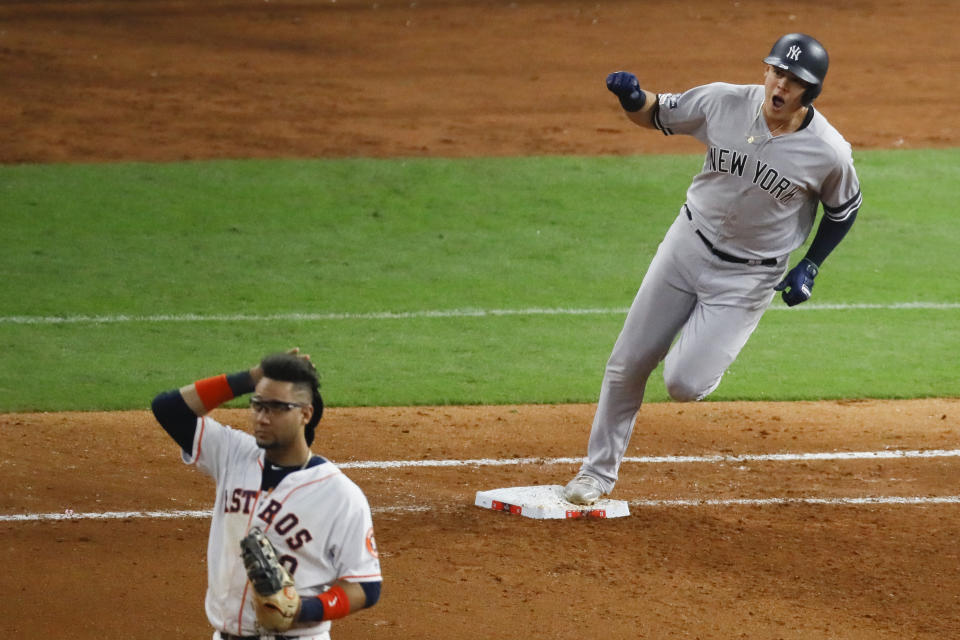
[
  {"xmin": 1, "ymin": 308, "xmax": 620, "ymax": 325},
  {"xmin": 630, "ymin": 496, "xmax": 960, "ymax": 508},
  {"xmin": 1, "ymin": 509, "xmax": 213, "ymax": 522},
  {"xmin": 2, "ymin": 302, "xmax": 958, "ymax": 325},
  {"xmin": 0, "ymin": 505, "xmax": 431, "ymax": 523},
  {"xmin": 5, "ymin": 448, "xmax": 960, "ymax": 523},
  {"xmin": 4, "ymin": 495, "xmax": 960, "ymax": 523},
  {"xmin": 336, "ymin": 448, "xmax": 960, "ymax": 470}
]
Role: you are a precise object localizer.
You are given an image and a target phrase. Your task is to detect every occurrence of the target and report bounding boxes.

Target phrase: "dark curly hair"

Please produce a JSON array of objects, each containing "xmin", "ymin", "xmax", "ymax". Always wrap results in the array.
[{"xmin": 260, "ymin": 352, "xmax": 324, "ymax": 446}]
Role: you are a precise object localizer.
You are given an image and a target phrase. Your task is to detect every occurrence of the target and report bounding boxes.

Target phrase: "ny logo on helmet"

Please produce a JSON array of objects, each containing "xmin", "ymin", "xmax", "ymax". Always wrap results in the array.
[{"xmin": 786, "ymin": 45, "xmax": 802, "ymax": 60}]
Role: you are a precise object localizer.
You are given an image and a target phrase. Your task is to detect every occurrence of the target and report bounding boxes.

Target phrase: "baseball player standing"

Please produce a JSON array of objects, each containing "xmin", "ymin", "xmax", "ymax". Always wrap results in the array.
[
  {"xmin": 564, "ymin": 34, "xmax": 862, "ymax": 505},
  {"xmin": 151, "ymin": 348, "xmax": 382, "ymax": 639}
]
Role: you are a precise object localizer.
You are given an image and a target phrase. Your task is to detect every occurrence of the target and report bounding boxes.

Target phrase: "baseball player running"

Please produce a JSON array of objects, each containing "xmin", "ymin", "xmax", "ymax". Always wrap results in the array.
[
  {"xmin": 151, "ymin": 348, "xmax": 382, "ymax": 639},
  {"xmin": 564, "ymin": 34, "xmax": 862, "ymax": 505}
]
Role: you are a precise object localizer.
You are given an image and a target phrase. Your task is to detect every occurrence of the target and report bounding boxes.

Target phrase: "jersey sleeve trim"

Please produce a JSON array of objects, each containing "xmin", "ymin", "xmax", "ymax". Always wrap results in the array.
[
  {"xmin": 651, "ymin": 97, "xmax": 673, "ymax": 136},
  {"xmin": 823, "ymin": 189, "xmax": 862, "ymax": 222},
  {"xmin": 190, "ymin": 416, "xmax": 208, "ymax": 463}
]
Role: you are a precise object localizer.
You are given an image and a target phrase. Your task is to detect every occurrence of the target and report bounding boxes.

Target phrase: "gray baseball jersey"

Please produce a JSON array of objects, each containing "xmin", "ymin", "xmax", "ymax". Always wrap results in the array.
[
  {"xmin": 654, "ymin": 83, "xmax": 861, "ymax": 260},
  {"xmin": 578, "ymin": 82, "xmax": 861, "ymax": 493}
]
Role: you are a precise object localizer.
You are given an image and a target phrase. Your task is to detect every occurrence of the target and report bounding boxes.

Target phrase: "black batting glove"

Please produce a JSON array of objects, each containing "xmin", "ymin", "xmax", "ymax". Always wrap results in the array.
[
  {"xmin": 774, "ymin": 258, "xmax": 819, "ymax": 307},
  {"xmin": 606, "ymin": 71, "xmax": 646, "ymax": 112}
]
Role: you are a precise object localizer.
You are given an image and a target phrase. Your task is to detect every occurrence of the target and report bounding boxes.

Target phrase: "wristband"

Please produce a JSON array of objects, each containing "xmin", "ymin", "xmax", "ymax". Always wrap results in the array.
[
  {"xmin": 318, "ymin": 585, "xmax": 350, "ymax": 620},
  {"xmin": 798, "ymin": 257, "xmax": 820, "ymax": 277},
  {"xmin": 194, "ymin": 374, "xmax": 233, "ymax": 412},
  {"xmin": 621, "ymin": 89, "xmax": 646, "ymax": 112}
]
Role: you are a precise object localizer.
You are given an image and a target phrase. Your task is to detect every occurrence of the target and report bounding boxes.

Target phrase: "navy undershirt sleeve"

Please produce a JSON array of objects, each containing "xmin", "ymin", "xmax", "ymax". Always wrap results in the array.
[
  {"xmin": 298, "ymin": 598, "xmax": 324, "ymax": 622},
  {"xmin": 150, "ymin": 390, "xmax": 198, "ymax": 454},
  {"xmin": 360, "ymin": 581, "xmax": 382, "ymax": 606},
  {"xmin": 226, "ymin": 370, "xmax": 256, "ymax": 397},
  {"xmin": 150, "ymin": 370, "xmax": 252, "ymax": 454},
  {"xmin": 804, "ymin": 209, "xmax": 858, "ymax": 267}
]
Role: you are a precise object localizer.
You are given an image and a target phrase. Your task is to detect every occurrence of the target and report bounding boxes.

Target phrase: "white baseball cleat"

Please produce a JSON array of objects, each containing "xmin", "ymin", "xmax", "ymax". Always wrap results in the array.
[{"xmin": 563, "ymin": 473, "xmax": 603, "ymax": 505}]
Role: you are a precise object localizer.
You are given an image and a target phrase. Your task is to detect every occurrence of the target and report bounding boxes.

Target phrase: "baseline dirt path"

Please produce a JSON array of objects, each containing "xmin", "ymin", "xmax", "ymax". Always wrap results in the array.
[
  {"xmin": 4, "ymin": 400, "xmax": 960, "ymax": 638},
  {"xmin": 1, "ymin": 1, "xmax": 958, "ymax": 638}
]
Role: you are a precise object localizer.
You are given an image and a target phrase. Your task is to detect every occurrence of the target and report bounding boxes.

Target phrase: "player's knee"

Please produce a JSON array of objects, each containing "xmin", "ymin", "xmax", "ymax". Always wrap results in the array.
[
  {"xmin": 663, "ymin": 372, "xmax": 719, "ymax": 402},
  {"xmin": 664, "ymin": 378, "xmax": 701, "ymax": 402}
]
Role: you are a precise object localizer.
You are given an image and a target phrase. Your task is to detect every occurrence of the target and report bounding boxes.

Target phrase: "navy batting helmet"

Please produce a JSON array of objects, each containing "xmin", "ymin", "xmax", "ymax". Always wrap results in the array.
[{"xmin": 764, "ymin": 33, "xmax": 829, "ymax": 105}]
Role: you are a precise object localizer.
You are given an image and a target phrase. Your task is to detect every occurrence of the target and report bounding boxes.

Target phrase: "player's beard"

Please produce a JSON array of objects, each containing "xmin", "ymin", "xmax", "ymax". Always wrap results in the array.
[
  {"xmin": 254, "ymin": 426, "xmax": 289, "ymax": 450},
  {"xmin": 256, "ymin": 435, "xmax": 279, "ymax": 449}
]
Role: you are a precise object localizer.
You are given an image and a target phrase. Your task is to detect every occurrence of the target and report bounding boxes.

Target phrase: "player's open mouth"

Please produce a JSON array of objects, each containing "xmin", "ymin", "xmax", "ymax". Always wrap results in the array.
[{"xmin": 772, "ymin": 95, "xmax": 785, "ymax": 108}]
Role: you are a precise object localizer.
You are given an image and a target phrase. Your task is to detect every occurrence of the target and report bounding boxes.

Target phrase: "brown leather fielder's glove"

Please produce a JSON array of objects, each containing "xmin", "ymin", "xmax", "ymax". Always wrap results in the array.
[{"xmin": 239, "ymin": 528, "xmax": 301, "ymax": 632}]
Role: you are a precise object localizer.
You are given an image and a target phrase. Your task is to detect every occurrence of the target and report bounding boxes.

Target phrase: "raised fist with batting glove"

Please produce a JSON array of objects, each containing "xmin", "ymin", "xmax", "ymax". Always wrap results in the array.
[
  {"xmin": 606, "ymin": 71, "xmax": 647, "ymax": 112},
  {"xmin": 775, "ymin": 258, "xmax": 819, "ymax": 306}
]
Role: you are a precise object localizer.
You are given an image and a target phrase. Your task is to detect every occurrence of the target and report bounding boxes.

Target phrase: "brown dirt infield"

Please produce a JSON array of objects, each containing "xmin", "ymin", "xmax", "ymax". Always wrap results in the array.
[{"xmin": 2, "ymin": 1, "xmax": 959, "ymax": 638}]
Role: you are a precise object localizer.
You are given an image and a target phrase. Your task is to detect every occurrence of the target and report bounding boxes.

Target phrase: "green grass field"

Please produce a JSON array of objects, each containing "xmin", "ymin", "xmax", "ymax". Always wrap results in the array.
[{"xmin": 1, "ymin": 150, "xmax": 957, "ymax": 411}]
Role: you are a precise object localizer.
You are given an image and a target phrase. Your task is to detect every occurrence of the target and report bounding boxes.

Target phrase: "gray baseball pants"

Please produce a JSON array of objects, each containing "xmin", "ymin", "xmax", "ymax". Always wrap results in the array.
[{"xmin": 579, "ymin": 207, "xmax": 788, "ymax": 493}]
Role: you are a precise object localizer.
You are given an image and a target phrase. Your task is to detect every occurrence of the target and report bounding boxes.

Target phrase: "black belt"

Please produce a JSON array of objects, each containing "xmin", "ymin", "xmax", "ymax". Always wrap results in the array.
[
  {"xmin": 219, "ymin": 634, "xmax": 293, "ymax": 640},
  {"xmin": 684, "ymin": 205, "xmax": 778, "ymax": 266}
]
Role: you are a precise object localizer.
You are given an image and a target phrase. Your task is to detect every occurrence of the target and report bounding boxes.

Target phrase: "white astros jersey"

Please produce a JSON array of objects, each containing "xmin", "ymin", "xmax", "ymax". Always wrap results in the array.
[
  {"xmin": 183, "ymin": 416, "xmax": 382, "ymax": 637},
  {"xmin": 653, "ymin": 83, "xmax": 862, "ymax": 260}
]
